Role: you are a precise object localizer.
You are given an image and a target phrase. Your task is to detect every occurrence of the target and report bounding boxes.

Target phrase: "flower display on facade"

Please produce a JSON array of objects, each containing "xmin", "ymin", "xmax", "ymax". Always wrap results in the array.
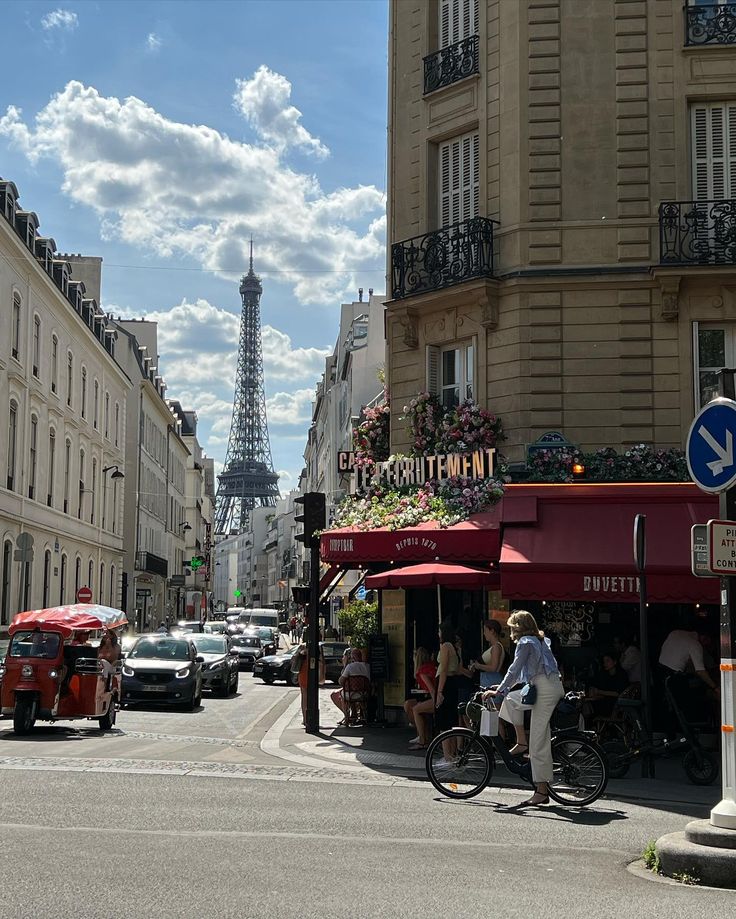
[
  {"xmin": 352, "ymin": 398, "xmax": 391, "ymax": 465},
  {"xmin": 527, "ymin": 443, "xmax": 689, "ymax": 483},
  {"xmin": 402, "ymin": 392, "xmax": 504, "ymax": 455}
]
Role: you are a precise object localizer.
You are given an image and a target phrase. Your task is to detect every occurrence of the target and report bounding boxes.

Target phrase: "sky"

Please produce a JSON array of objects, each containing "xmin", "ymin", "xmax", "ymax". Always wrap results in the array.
[{"xmin": 0, "ymin": 0, "xmax": 388, "ymax": 491}]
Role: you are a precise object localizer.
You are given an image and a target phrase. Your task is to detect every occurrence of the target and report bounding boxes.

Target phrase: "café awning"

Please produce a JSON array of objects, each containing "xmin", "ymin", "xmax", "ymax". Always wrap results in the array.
[
  {"xmin": 365, "ymin": 562, "xmax": 499, "ymax": 590},
  {"xmin": 499, "ymin": 484, "xmax": 719, "ymax": 604},
  {"xmin": 319, "ymin": 508, "xmax": 502, "ymax": 565}
]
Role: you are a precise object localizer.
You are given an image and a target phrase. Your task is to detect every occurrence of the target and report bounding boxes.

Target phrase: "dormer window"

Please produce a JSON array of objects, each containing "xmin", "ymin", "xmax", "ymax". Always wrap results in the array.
[{"xmin": 0, "ymin": 181, "xmax": 18, "ymax": 224}]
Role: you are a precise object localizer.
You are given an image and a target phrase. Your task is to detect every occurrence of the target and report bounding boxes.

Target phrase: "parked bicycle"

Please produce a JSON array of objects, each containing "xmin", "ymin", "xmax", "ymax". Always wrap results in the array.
[
  {"xmin": 600, "ymin": 676, "xmax": 719, "ymax": 786},
  {"xmin": 425, "ymin": 691, "xmax": 608, "ymax": 806}
]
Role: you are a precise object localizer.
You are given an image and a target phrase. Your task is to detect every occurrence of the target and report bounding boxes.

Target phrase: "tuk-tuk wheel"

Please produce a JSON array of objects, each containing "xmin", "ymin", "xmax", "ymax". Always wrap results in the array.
[
  {"xmin": 13, "ymin": 696, "xmax": 37, "ymax": 735},
  {"xmin": 98, "ymin": 697, "xmax": 117, "ymax": 731}
]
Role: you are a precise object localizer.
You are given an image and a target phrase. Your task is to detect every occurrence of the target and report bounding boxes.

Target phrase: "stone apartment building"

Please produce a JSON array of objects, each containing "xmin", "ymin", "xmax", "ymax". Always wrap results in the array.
[{"xmin": 386, "ymin": 0, "xmax": 736, "ymax": 463}]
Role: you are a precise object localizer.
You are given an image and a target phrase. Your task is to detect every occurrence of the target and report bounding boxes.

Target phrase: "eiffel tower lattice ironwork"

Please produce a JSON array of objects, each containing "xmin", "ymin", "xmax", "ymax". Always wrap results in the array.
[{"xmin": 215, "ymin": 244, "xmax": 279, "ymax": 533}]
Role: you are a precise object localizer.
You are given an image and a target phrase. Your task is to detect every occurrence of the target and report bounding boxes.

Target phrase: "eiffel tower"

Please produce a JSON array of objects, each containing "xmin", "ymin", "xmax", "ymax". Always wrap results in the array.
[{"xmin": 215, "ymin": 243, "xmax": 279, "ymax": 534}]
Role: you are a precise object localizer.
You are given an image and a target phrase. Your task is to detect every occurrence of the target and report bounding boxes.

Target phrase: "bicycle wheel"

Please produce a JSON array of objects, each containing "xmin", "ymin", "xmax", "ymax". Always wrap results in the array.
[
  {"xmin": 601, "ymin": 740, "xmax": 630, "ymax": 779},
  {"xmin": 549, "ymin": 734, "xmax": 608, "ymax": 806},
  {"xmin": 683, "ymin": 749, "xmax": 719, "ymax": 786},
  {"xmin": 426, "ymin": 728, "xmax": 492, "ymax": 799}
]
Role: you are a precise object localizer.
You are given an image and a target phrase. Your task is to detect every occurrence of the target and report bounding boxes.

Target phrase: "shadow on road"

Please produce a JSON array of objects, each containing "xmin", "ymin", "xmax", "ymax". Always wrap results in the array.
[{"xmin": 433, "ymin": 796, "xmax": 629, "ymax": 826}]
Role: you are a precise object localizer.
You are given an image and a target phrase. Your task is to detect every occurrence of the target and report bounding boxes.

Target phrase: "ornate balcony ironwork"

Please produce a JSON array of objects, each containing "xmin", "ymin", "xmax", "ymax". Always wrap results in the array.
[
  {"xmin": 659, "ymin": 199, "xmax": 736, "ymax": 266},
  {"xmin": 423, "ymin": 35, "xmax": 479, "ymax": 95},
  {"xmin": 685, "ymin": 2, "xmax": 736, "ymax": 46},
  {"xmin": 391, "ymin": 216, "xmax": 497, "ymax": 300}
]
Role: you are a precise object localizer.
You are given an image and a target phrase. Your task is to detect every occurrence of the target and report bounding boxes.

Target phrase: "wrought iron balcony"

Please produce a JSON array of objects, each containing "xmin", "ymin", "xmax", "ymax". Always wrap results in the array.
[
  {"xmin": 391, "ymin": 216, "xmax": 497, "ymax": 300},
  {"xmin": 685, "ymin": 2, "xmax": 736, "ymax": 46},
  {"xmin": 135, "ymin": 551, "xmax": 168, "ymax": 578},
  {"xmin": 423, "ymin": 35, "xmax": 479, "ymax": 95},
  {"xmin": 659, "ymin": 199, "xmax": 736, "ymax": 266}
]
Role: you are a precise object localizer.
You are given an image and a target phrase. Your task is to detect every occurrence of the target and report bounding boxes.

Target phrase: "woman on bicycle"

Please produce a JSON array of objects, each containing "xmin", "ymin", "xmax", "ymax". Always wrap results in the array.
[{"xmin": 483, "ymin": 610, "xmax": 563, "ymax": 807}]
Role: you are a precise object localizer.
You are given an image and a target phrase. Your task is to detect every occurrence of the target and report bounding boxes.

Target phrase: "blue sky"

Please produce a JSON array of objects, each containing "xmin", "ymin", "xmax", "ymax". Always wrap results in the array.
[{"xmin": 0, "ymin": 0, "xmax": 388, "ymax": 488}]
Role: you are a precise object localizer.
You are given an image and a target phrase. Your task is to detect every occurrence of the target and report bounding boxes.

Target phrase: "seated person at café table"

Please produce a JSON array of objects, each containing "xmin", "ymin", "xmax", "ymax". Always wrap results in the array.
[
  {"xmin": 587, "ymin": 651, "xmax": 629, "ymax": 718},
  {"xmin": 330, "ymin": 649, "xmax": 370, "ymax": 724},
  {"xmin": 404, "ymin": 647, "xmax": 437, "ymax": 750}
]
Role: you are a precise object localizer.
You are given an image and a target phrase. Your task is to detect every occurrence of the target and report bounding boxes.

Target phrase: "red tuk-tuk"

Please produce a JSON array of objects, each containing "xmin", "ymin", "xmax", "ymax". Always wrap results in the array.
[{"xmin": 0, "ymin": 603, "xmax": 127, "ymax": 734}]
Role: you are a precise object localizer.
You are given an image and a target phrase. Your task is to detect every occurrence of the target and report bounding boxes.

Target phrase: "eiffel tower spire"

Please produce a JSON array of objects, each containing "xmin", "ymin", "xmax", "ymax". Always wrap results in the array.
[{"xmin": 215, "ymin": 245, "xmax": 279, "ymax": 533}]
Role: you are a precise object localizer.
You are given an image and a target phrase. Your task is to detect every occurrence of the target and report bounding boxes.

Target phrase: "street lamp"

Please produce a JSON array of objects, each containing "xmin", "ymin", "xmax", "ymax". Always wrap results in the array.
[
  {"xmin": 101, "ymin": 465, "xmax": 124, "ymax": 532},
  {"xmin": 102, "ymin": 465, "xmax": 125, "ymax": 479},
  {"xmin": 180, "ymin": 522, "xmax": 192, "ymax": 531}
]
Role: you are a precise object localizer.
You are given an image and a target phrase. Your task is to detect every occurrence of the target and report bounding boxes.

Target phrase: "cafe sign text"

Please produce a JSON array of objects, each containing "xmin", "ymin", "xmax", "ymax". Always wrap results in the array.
[{"xmin": 342, "ymin": 448, "xmax": 497, "ymax": 493}]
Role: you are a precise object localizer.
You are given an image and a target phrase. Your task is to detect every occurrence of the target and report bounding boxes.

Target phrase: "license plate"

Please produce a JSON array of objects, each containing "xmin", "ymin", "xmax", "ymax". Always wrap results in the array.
[{"xmin": 142, "ymin": 685, "xmax": 169, "ymax": 692}]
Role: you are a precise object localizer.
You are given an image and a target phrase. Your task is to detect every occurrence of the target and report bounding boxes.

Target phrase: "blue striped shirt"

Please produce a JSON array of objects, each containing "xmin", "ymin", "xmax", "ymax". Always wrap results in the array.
[{"xmin": 496, "ymin": 635, "xmax": 560, "ymax": 696}]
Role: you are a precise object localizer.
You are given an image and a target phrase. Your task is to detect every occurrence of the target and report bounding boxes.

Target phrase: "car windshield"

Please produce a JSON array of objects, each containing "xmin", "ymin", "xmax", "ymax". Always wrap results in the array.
[
  {"xmin": 232, "ymin": 637, "xmax": 260, "ymax": 647},
  {"xmin": 128, "ymin": 638, "xmax": 191, "ymax": 661},
  {"xmin": 9, "ymin": 631, "xmax": 61, "ymax": 659},
  {"xmin": 257, "ymin": 628, "xmax": 274, "ymax": 640},
  {"xmin": 193, "ymin": 637, "xmax": 227, "ymax": 654},
  {"xmin": 248, "ymin": 614, "xmax": 276, "ymax": 627}
]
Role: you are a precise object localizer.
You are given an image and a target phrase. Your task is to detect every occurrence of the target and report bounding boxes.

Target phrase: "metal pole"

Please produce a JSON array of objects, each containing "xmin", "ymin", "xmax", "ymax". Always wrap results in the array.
[
  {"xmin": 305, "ymin": 539, "xmax": 320, "ymax": 734},
  {"xmin": 638, "ymin": 571, "xmax": 655, "ymax": 778}
]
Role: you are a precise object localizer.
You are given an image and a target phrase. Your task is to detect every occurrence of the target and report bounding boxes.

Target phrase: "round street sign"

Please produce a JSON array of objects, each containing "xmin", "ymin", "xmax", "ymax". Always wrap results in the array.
[
  {"xmin": 686, "ymin": 397, "xmax": 736, "ymax": 493},
  {"xmin": 76, "ymin": 586, "xmax": 93, "ymax": 603},
  {"xmin": 16, "ymin": 532, "xmax": 34, "ymax": 549}
]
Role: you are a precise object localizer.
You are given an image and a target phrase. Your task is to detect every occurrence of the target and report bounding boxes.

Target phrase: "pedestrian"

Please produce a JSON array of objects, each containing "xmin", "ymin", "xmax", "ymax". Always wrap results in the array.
[
  {"xmin": 296, "ymin": 642, "xmax": 325, "ymax": 726},
  {"xmin": 470, "ymin": 620, "xmax": 506, "ymax": 688},
  {"xmin": 658, "ymin": 620, "xmax": 719, "ymax": 733},
  {"xmin": 484, "ymin": 610, "xmax": 563, "ymax": 807},
  {"xmin": 404, "ymin": 647, "xmax": 436, "ymax": 749},
  {"xmin": 434, "ymin": 620, "xmax": 461, "ymax": 765}
]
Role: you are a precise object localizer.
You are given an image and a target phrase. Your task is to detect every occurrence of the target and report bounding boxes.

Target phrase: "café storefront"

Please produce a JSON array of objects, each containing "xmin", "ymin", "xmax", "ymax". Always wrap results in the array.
[{"xmin": 320, "ymin": 482, "xmax": 720, "ymax": 712}]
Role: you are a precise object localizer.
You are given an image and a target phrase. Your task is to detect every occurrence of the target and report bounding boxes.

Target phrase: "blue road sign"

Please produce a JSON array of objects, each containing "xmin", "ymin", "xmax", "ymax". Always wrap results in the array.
[
  {"xmin": 356, "ymin": 585, "xmax": 367, "ymax": 600},
  {"xmin": 686, "ymin": 398, "xmax": 736, "ymax": 493}
]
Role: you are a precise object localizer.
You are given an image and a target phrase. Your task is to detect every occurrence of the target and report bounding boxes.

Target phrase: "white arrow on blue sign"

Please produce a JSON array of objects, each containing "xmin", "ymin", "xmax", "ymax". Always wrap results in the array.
[
  {"xmin": 686, "ymin": 397, "xmax": 736, "ymax": 493},
  {"xmin": 356, "ymin": 585, "xmax": 366, "ymax": 600}
]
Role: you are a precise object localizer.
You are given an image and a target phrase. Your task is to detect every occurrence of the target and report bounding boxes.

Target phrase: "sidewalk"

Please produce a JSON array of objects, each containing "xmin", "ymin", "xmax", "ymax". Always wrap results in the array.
[{"xmin": 261, "ymin": 686, "xmax": 719, "ymax": 811}]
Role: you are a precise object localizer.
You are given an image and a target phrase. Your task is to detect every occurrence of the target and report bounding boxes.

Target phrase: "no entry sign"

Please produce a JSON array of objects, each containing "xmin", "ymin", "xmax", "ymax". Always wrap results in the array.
[{"xmin": 76, "ymin": 586, "xmax": 93, "ymax": 603}]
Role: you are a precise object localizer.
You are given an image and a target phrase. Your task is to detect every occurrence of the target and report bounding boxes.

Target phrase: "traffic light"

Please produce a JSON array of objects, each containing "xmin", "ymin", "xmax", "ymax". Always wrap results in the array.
[{"xmin": 294, "ymin": 492, "xmax": 326, "ymax": 546}]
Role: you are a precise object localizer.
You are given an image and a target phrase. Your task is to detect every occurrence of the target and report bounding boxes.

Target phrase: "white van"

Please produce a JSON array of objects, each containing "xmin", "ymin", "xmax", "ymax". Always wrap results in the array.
[{"xmin": 227, "ymin": 607, "xmax": 279, "ymax": 630}]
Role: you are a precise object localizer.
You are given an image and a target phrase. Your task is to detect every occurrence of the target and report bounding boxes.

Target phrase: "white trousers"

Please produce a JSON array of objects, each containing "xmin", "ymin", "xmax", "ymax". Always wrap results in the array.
[{"xmin": 499, "ymin": 673, "xmax": 564, "ymax": 784}]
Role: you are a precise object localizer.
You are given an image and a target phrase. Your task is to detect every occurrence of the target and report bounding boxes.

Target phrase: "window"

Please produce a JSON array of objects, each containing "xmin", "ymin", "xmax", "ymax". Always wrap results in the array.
[
  {"xmin": 114, "ymin": 402, "xmax": 120, "ymax": 446},
  {"xmin": 695, "ymin": 324, "xmax": 736, "ymax": 406},
  {"xmin": 59, "ymin": 553, "xmax": 67, "ymax": 606},
  {"xmin": 109, "ymin": 565, "xmax": 116, "ymax": 607},
  {"xmin": 64, "ymin": 438, "xmax": 71, "ymax": 514},
  {"xmin": 81, "ymin": 368, "xmax": 87, "ymax": 419},
  {"xmin": 33, "ymin": 316, "xmax": 40, "ymax": 377},
  {"xmin": 11, "ymin": 293, "xmax": 21, "ymax": 360},
  {"xmin": 47, "ymin": 429, "xmax": 55, "ymax": 507},
  {"xmin": 104, "ymin": 393, "xmax": 110, "ymax": 439},
  {"xmin": 439, "ymin": 132, "xmax": 479, "ymax": 228},
  {"xmin": 22, "ymin": 555, "xmax": 31, "ymax": 611},
  {"xmin": 1, "ymin": 540, "xmax": 11, "ymax": 625},
  {"xmin": 112, "ymin": 478, "xmax": 118, "ymax": 534},
  {"xmin": 691, "ymin": 103, "xmax": 736, "ymax": 200},
  {"xmin": 100, "ymin": 563, "xmax": 105, "ymax": 603},
  {"xmin": 43, "ymin": 550, "xmax": 51, "ymax": 609},
  {"xmin": 74, "ymin": 556, "xmax": 81, "ymax": 597},
  {"xmin": 88, "ymin": 559, "xmax": 94, "ymax": 596},
  {"xmin": 67, "ymin": 352, "xmax": 73, "ymax": 408},
  {"xmin": 440, "ymin": 0, "xmax": 479, "ymax": 49},
  {"xmin": 94, "ymin": 381, "xmax": 99, "ymax": 429},
  {"xmin": 7, "ymin": 400, "xmax": 18, "ymax": 491},
  {"xmin": 51, "ymin": 336, "xmax": 58, "ymax": 394},
  {"xmin": 29, "ymin": 415, "xmax": 38, "ymax": 500},
  {"xmin": 78, "ymin": 450, "xmax": 85, "ymax": 519},
  {"xmin": 427, "ymin": 341, "xmax": 475, "ymax": 408},
  {"xmin": 91, "ymin": 459, "xmax": 97, "ymax": 524}
]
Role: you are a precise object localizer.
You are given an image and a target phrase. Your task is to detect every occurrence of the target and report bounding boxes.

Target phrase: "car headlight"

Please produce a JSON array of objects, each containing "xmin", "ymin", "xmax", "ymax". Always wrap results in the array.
[
  {"xmin": 0, "ymin": 665, "xmax": 6, "ymax": 679},
  {"xmin": 21, "ymin": 664, "xmax": 33, "ymax": 678},
  {"xmin": 175, "ymin": 667, "xmax": 191, "ymax": 679},
  {"xmin": 122, "ymin": 665, "xmax": 135, "ymax": 677}
]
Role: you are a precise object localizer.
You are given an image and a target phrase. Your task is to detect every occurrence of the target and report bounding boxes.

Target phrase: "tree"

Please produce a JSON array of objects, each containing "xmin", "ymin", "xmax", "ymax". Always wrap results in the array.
[{"xmin": 338, "ymin": 599, "xmax": 378, "ymax": 647}]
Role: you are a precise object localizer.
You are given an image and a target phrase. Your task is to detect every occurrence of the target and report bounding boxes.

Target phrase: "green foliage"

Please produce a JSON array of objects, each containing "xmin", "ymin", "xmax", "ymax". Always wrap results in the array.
[
  {"xmin": 642, "ymin": 841, "xmax": 660, "ymax": 874},
  {"xmin": 670, "ymin": 872, "xmax": 700, "ymax": 886},
  {"xmin": 337, "ymin": 599, "xmax": 378, "ymax": 647}
]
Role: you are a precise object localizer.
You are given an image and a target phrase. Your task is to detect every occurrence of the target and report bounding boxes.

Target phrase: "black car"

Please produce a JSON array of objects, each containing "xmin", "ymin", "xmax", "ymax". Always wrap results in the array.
[
  {"xmin": 321, "ymin": 641, "xmax": 350, "ymax": 683},
  {"xmin": 192, "ymin": 635, "xmax": 239, "ymax": 696},
  {"xmin": 121, "ymin": 635, "xmax": 203, "ymax": 709},
  {"xmin": 252, "ymin": 646, "xmax": 302, "ymax": 685},
  {"xmin": 229, "ymin": 635, "xmax": 264, "ymax": 670}
]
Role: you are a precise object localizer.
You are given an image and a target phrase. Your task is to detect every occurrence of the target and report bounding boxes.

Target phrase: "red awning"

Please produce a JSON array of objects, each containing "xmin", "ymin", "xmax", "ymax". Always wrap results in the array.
[
  {"xmin": 320, "ymin": 508, "xmax": 502, "ymax": 565},
  {"xmin": 365, "ymin": 562, "xmax": 499, "ymax": 590},
  {"xmin": 499, "ymin": 484, "xmax": 719, "ymax": 604}
]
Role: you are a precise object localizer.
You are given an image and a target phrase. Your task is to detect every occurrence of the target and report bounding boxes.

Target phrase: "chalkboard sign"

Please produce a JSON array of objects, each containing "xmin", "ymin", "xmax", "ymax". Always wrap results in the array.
[{"xmin": 369, "ymin": 634, "xmax": 389, "ymax": 681}]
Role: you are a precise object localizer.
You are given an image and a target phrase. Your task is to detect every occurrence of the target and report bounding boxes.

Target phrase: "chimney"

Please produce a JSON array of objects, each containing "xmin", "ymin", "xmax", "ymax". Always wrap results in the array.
[
  {"xmin": 358, "ymin": 287, "xmax": 363, "ymax": 302},
  {"xmin": 368, "ymin": 288, "xmax": 373, "ymax": 297}
]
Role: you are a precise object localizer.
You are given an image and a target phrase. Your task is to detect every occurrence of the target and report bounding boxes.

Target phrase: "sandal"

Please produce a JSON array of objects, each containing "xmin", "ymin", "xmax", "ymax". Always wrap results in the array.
[
  {"xmin": 408, "ymin": 742, "xmax": 427, "ymax": 750},
  {"xmin": 509, "ymin": 743, "xmax": 529, "ymax": 756},
  {"xmin": 518, "ymin": 793, "xmax": 549, "ymax": 807}
]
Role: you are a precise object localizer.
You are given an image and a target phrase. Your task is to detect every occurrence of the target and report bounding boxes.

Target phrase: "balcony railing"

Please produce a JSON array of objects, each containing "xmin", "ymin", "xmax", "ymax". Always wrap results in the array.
[
  {"xmin": 685, "ymin": 2, "xmax": 736, "ymax": 46},
  {"xmin": 391, "ymin": 216, "xmax": 497, "ymax": 300},
  {"xmin": 423, "ymin": 35, "xmax": 479, "ymax": 94},
  {"xmin": 659, "ymin": 199, "xmax": 736, "ymax": 266},
  {"xmin": 135, "ymin": 551, "xmax": 168, "ymax": 578}
]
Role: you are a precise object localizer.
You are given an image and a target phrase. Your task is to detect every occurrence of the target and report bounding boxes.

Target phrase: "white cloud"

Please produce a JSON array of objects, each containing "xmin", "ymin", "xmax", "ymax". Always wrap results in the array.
[
  {"xmin": 146, "ymin": 33, "xmax": 162, "ymax": 52},
  {"xmin": 233, "ymin": 65, "xmax": 328, "ymax": 159},
  {"xmin": 277, "ymin": 469, "xmax": 293, "ymax": 483},
  {"xmin": 261, "ymin": 326, "xmax": 331, "ymax": 381},
  {"xmin": 266, "ymin": 389, "xmax": 314, "ymax": 426},
  {"xmin": 41, "ymin": 8, "xmax": 78, "ymax": 31},
  {"xmin": 0, "ymin": 78, "xmax": 385, "ymax": 305}
]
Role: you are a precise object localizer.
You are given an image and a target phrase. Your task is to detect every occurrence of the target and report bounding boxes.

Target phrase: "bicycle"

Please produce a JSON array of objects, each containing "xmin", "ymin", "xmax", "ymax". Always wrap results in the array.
[
  {"xmin": 425, "ymin": 691, "xmax": 608, "ymax": 807},
  {"xmin": 600, "ymin": 676, "xmax": 719, "ymax": 786}
]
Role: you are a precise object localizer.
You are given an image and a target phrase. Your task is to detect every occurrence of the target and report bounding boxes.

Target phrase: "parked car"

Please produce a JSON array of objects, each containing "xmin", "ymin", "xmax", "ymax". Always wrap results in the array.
[
  {"xmin": 249, "ymin": 627, "xmax": 278, "ymax": 655},
  {"xmin": 191, "ymin": 635, "xmax": 239, "ymax": 696},
  {"xmin": 229, "ymin": 635, "xmax": 264, "ymax": 670},
  {"xmin": 175, "ymin": 620, "xmax": 204, "ymax": 634},
  {"xmin": 203, "ymin": 621, "xmax": 227, "ymax": 635},
  {"xmin": 120, "ymin": 635, "xmax": 138, "ymax": 659},
  {"xmin": 121, "ymin": 635, "xmax": 203, "ymax": 709},
  {"xmin": 321, "ymin": 641, "xmax": 350, "ymax": 683},
  {"xmin": 253, "ymin": 645, "xmax": 302, "ymax": 685}
]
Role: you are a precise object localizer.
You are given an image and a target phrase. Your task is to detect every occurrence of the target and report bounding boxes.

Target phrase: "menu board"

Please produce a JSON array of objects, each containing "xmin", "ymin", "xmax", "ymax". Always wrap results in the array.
[
  {"xmin": 368, "ymin": 634, "xmax": 389, "ymax": 681},
  {"xmin": 382, "ymin": 589, "xmax": 406, "ymax": 706}
]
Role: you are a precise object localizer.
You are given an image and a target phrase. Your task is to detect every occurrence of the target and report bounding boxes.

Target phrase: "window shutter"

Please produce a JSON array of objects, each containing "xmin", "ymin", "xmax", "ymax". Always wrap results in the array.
[
  {"xmin": 729, "ymin": 104, "xmax": 736, "ymax": 198},
  {"xmin": 440, "ymin": 0, "xmax": 451, "ymax": 49},
  {"xmin": 439, "ymin": 132, "xmax": 479, "ymax": 228},
  {"xmin": 426, "ymin": 346, "xmax": 440, "ymax": 396},
  {"xmin": 691, "ymin": 103, "xmax": 736, "ymax": 200},
  {"xmin": 440, "ymin": 142, "xmax": 451, "ymax": 227},
  {"xmin": 440, "ymin": 0, "xmax": 477, "ymax": 48}
]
